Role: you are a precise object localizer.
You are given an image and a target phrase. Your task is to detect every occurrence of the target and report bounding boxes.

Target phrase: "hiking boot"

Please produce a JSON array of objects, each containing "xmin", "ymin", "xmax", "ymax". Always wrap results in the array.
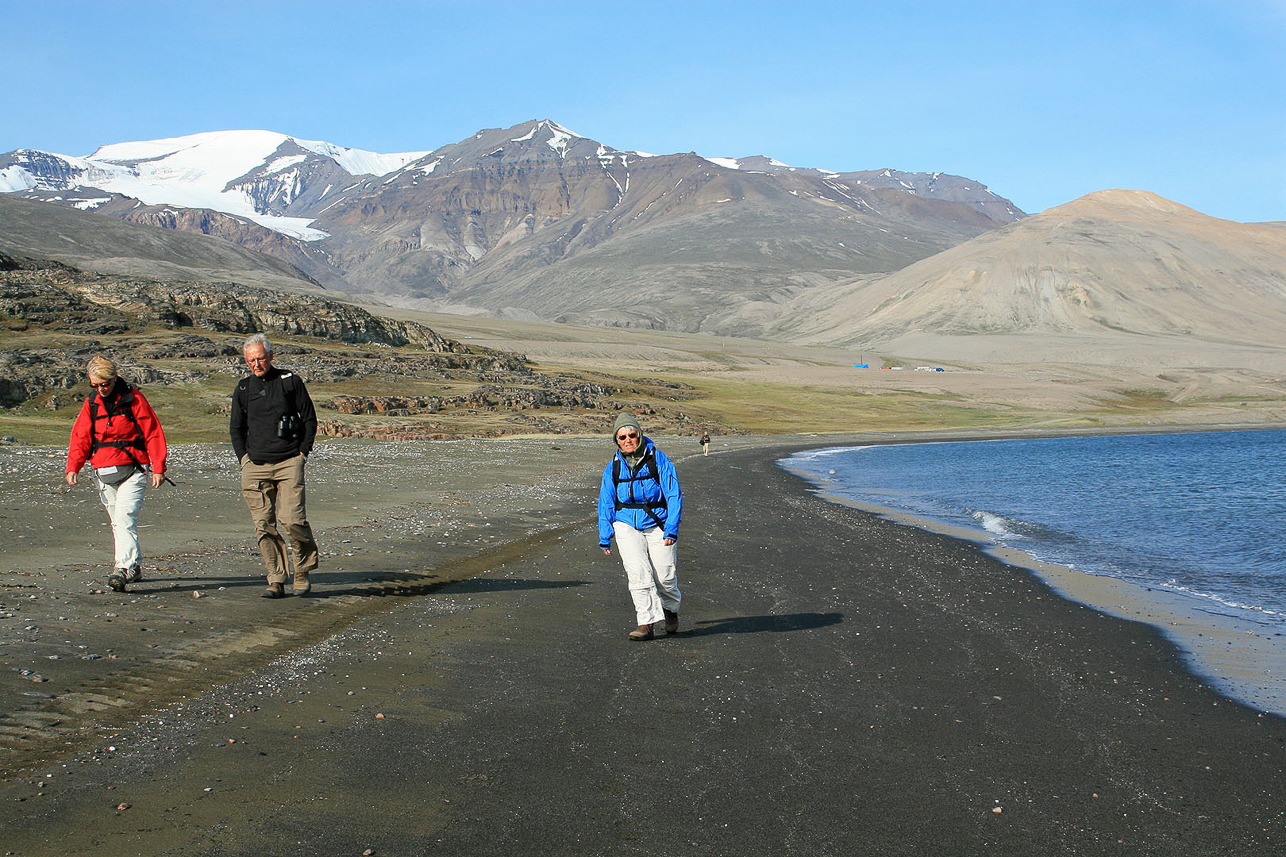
[
  {"xmin": 108, "ymin": 570, "xmax": 128, "ymax": 593},
  {"xmin": 292, "ymin": 572, "xmax": 311, "ymax": 596},
  {"xmin": 261, "ymin": 583, "xmax": 285, "ymax": 599},
  {"xmin": 628, "ymin": 624, "xmax": 654, "ymax": 641},
  {"xmin": 663, "ymin": 609, "xmax": 679, "ymax": 635},
  {"xmin": 127, "ymin": 564, "xmax": 143, "ymax": 583}
]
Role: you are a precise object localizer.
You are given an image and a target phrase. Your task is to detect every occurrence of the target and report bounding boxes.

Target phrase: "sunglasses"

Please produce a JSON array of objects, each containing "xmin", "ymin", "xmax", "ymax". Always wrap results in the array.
[
  {"xmin": 89, "ymin": 380, "xmax": 113, "ymax": 389},
  {"xmin": 615, "ymin": 431, "xmax": 639, "ymax": 441}
]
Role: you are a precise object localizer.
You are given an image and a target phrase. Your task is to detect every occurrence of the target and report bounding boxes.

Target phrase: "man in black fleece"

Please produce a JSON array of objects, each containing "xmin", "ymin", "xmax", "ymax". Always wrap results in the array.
[{"xmin": 230, "ymin": 333, "xmax": 319, "ymax": 598}]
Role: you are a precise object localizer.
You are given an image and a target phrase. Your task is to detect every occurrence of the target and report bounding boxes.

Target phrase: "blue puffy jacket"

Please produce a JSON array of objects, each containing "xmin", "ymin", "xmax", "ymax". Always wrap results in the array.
[{"xmin": 598, "ymin": 437, "xmax": 683, "ymax": 547}]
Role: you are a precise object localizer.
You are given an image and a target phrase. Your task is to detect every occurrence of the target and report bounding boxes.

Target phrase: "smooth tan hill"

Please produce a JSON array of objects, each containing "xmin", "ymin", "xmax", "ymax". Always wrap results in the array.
[{"xmin": 776, "ymin": 190, "xmax": 1286, "ymax": 368}]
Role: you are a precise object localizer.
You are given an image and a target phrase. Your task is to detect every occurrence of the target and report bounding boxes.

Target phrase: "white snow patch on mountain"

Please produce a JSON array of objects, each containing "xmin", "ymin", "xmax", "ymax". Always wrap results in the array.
[
  {"xmin": 3, "ymin": 130, "xmax": 426, "ymax": 240},
  {"xmin": 0, "ymin": 165, "xmax": 37, "ymax": 192},
  {"xmin": 90, "ymin": 130, "xmax": 424, "ymax": 179},
  {"xmin": 243, "ymin": 214, "xmax": 329, "ymax": 241},
  {"xmin": 264, "ymin": 155, "xmax": 308, "ymax": 175},
  {"xmin": 297, "ymin": 138, "xmax": 428, "ymax": 176},
  {"xmin": 545, "ymin": 125, "xmax": 573, "ymax": 157}
]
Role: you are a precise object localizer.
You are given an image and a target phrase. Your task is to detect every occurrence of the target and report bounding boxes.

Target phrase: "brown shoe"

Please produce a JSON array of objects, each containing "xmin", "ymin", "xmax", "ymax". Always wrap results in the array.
[
  {"xmin": 628, "ymin": 624, "xmax": 654, "ymax": 641},
  {"xmin": 293, "ymin": 583, "xmax": 312, "ymax": 596},
  {"xmin": 261, "ymin": 583, "xmax": 285, "ymax": 599},
  {"xmin": 663, "ymin": 609, "xmax": 679, "ymax": 635}
]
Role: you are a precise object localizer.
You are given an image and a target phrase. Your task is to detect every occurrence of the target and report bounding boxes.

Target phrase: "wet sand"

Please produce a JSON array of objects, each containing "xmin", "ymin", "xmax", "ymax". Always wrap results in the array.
[{"xmin": 3, "ymin": 435, "xmax": 1286, "ymax": 855}]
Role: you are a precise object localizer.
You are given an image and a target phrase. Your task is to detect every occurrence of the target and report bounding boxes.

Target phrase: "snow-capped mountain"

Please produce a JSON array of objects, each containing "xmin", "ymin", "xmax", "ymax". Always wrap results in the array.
[
  {"xmin": 2, "ymin": 123, "xmax": 1019, "ymax": 242},
  {"xmin": 1, "ymin": 120, "xmax": 1026, "ymax": 334},
  {"xmin": 0, "ymin": 130, "xmax": 427, "ymax": 240}
]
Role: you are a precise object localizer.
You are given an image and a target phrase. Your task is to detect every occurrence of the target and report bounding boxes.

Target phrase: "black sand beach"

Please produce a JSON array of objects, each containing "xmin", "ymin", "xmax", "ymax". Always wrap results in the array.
[{"xmin": 3, "ymin": 438, "xmax": 1286, "ymax": 855}]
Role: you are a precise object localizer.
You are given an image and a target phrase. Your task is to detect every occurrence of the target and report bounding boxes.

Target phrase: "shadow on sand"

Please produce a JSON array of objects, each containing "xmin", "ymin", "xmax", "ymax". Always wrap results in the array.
[{"xmin": 683, "ymin": 611, "xmax": 843, "ymax": 637}]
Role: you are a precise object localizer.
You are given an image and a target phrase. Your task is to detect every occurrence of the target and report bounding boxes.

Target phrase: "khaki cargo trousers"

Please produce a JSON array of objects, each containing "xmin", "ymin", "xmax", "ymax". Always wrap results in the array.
[{"xmin": 240, "ymin": 454, "xmax": 319, "ymax": 586}]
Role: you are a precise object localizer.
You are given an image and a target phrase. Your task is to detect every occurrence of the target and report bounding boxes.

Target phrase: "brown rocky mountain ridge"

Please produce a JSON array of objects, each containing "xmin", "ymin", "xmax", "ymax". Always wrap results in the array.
[
  {"xmin": 307, "ymin": 123, "xmax": 1019, "ymax": 334},
  {"xmin": 0, "ymin": 195, "xmax": 320, "ymax": 295},
  {"xmin": 3, "ymin": 120, "xmax": 1022, "ymax": 335}
]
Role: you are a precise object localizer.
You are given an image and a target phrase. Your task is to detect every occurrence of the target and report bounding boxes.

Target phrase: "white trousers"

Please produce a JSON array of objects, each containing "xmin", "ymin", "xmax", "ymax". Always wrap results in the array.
[
  {"xmin": 613, "ymin": 521, "xmax": 681, "ymax": 626},
  {"xmin": 95, "ymin": 469, "xmax": 147, "ymax": 570}
]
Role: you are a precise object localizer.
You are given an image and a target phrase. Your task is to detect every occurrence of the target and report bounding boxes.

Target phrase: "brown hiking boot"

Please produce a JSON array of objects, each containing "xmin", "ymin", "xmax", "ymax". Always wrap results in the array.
[
  {"xmin": 628, "ymin": 624, "xmax": 654, "ymax": 641},
  {"xmin": 663, "ymin": 609, "xmax": 679, "ymax": 635}
]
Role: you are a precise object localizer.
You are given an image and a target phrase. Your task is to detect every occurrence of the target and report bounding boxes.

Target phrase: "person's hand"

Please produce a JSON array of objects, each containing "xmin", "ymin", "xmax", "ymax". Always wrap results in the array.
[
  {"xmin": 664, "ymin": 538, "xmax": 675, "ymax": 546},
  {"xmin": 65, "ymin": 471, "xmax": 78, "ymax": 486},
  {"xmin": 151, "ymin": 471, "xmax": 165, "ymax": 488}
]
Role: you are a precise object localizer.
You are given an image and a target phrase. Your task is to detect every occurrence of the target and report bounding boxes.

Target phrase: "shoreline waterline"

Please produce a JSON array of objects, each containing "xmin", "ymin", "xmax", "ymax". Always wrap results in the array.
[{"xmin": 778, "ymin": 430, "xmax": 1286, "ymax": 718}]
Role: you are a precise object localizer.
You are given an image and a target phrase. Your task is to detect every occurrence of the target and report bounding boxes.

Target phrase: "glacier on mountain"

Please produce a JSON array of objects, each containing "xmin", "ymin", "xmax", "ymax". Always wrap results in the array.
[{"xmin": 3, "ymin": 130, "xmax": 426, "ymax": 240}]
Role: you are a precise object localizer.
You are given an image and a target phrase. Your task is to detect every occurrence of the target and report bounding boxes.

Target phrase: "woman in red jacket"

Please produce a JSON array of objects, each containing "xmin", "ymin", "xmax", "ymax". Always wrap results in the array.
[{"xmin": 65, "ymin": 355, "xmax": 168, "ymax": 592}]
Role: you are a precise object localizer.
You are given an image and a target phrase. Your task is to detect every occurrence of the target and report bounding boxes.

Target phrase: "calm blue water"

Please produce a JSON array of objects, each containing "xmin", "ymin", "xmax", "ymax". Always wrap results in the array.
[{"xmin": 780, "ymin": 430, "xmax": 1286, "ymax": 626}]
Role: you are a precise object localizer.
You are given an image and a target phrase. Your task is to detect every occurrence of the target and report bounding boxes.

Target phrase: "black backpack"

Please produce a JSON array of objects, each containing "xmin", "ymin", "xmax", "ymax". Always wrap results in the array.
[
  {"xmin": 88, "ymin": 386, "xmax": 146, "ymax": 464},
  {"xmin": 612, "ymin": 452, "xmax": 668, "ymax": 530}
]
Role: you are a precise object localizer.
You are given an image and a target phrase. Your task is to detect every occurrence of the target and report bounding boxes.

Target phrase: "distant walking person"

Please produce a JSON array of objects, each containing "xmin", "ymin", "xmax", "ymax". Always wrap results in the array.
[
  {"xmin": 230, "ymin": 333, "xmax": 319, "ymax": 598},
  {"xmin": 598, "ymin": 414, "xmax": 683, "ymax": 640},
  {"xmin": 700, "ymin": 432, "xmax": 710, "ymax": 456},
  {"xmin": 65, "ymin": 355, "xmax": 168, "ymax": 593}
]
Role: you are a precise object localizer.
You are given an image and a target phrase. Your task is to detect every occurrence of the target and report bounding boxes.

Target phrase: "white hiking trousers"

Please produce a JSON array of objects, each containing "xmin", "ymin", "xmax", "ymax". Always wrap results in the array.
[
  {"xmin": 613, "ymin": 521, "xmax": 681, "ymax": 626},
  {"xmin": 96, "ymin": 469, "xmax": 147, "ymax": 570}
]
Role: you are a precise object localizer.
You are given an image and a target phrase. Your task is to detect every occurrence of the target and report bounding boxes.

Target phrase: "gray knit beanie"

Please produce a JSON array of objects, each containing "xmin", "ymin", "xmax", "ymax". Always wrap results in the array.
[{"xmin": 612, "ymin": 413, "xmax": 643, "ymax": 439}]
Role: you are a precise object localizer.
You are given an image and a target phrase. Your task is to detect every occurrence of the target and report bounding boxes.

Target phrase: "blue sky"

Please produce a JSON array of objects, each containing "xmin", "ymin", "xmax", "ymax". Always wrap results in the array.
[{"xmin": 3, "ymin": 0, "xmax": 1283, "ymax": 222}]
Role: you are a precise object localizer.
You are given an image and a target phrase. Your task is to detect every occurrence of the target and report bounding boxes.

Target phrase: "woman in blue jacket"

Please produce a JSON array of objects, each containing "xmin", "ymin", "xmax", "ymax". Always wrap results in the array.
[{"xmin": 598, "ymin": 414, "xmax": 683, "ymax": 640}]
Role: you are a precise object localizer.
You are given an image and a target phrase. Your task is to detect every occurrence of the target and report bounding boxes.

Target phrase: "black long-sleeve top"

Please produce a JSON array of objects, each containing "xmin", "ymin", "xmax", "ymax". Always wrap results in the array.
[{"xmin": 229, "ymin": 367, "xmax": 317, "ymax": 464}]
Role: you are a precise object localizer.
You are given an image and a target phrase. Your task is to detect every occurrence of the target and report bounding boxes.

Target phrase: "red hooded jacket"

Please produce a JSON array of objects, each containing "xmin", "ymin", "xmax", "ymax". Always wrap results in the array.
[{"xmin": 65, "ymin": 380, "xmax": 167, "ymax": 475}]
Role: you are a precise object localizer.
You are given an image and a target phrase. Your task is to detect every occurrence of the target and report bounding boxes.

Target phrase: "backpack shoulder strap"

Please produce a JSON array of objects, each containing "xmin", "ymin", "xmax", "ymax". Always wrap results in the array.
[
  {"xmin": 88, "ymin": 392, "xmax": 101, "ymax": 437},
  {"xmin": 119, "ymin": 387, "xmax": 145, "ymax": 442},
  {"xmin": 611, "ymin": 450, "xmax": 667, "ymax": 529},
  {"xmin": 88, "ymin": 385, "xmax": 146, "ymax": 460}
]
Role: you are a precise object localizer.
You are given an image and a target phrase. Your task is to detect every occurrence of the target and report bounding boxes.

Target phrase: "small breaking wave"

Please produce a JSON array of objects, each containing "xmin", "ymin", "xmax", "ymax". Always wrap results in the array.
[{"xmin": 972, "ymin": 510, "xmax": 1022, "ymax": 539}]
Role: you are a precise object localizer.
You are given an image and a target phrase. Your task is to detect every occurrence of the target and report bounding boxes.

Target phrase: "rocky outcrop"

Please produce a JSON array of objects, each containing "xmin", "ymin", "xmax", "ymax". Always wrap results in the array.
[
  {"xmin": 330, "ymin": 395, "xmax": 444, "ymax": 415},
  {"xmin": 0, "ymin": 255, "xmax": 731, "ymax": 439},
  {"xmin": 329, "ymin": 380, "xmax": 615, "ymax": 417},
  {"xmin": 1, "ymin": 277, "xmax": 130, "ymax": 333},
  {"xmin": 459, "ymin": 382, "xmax": 614, "ymax": 409},
  {"xmin": 0, "ymin": 257, "xmax": 518, "ymax": 408},
  {"xmin": 1, "ymin": 257, "xmax": 465, "ymax": 350},
  {"xmin": 0, "ymin": 347, "xmax": 86, "ymax": 408}
]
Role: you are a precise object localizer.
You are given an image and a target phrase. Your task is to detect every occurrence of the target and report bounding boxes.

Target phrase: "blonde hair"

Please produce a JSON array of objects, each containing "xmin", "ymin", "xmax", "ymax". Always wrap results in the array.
[{"xmin": 86, "ymin": 355, "xmax": 118, "ymax": 385}]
